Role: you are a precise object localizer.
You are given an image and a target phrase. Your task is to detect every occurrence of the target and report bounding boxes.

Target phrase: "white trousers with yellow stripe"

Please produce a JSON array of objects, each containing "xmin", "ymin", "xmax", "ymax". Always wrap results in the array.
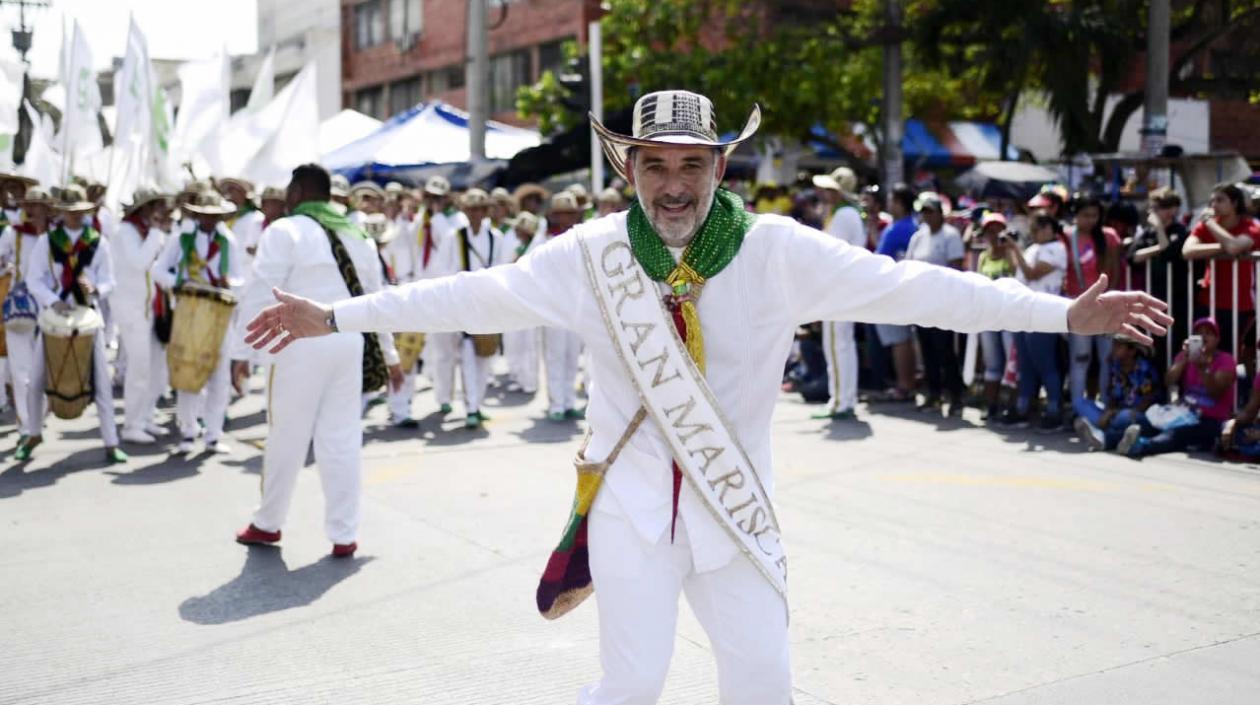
[
  {"xmin": 822, "ymin": 320, "xmax": 857, "ymax": 414},
  {"xmin": 251, "ymin": 333, "xmax": 363, "ymax": 545}
]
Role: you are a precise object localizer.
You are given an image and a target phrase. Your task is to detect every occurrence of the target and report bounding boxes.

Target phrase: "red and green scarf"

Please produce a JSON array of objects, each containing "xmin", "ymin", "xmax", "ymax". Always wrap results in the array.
[
  {"xmin": 48, "ymin": 224, "xmax": 101, "ymax": 303},
  {"xmin": 177, "ymin": 228, "xmax": 231, "ymax": 288}
]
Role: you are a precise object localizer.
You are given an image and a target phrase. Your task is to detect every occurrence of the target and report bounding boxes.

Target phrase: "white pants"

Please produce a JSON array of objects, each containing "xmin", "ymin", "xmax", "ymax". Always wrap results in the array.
[
  {"xmin": 5, "ymin": 327, "xmax": 45, "ymax": 436},
  {"xmin": 821, "ymin": 320, "xmax": 857, "ymax": 413},
  {"xmin": 252, "ymin": 333, "xmax": 363, "ymax": 545},
  {"xmin": 115, "ymin": 307, "xmax": 167, "ymax": 434},
  {"xmin": 387, "ymin": 371, "xmax": 416, "ymax": 421},
  {"xmin": 425, "ymin": 332, "xmax": 461, "ymax": 407},
  {"xmin": 544, "ymin": 327, "xmax": 582, "ymax": 414},
  {"xmin": 460, "ymin": 337, "xmax": 492, "ymax": 414},
  {"xmin": 579, "ymin": 511, "xmax": 791, "ymax": 705},
  {"xmin": 1069, "ymin": 333, "xmax": 1112, "ymax": 403},
  {"xmin": 32, "ymin": 330, "xmax": 119, "ymax": 446},
  {"xmin": 176, "ymin": 344, "xmax": 230, "ymax": 443},
  {"xmin": 503, "ymin": 327, "xmax": 540, "ymax": 393}
]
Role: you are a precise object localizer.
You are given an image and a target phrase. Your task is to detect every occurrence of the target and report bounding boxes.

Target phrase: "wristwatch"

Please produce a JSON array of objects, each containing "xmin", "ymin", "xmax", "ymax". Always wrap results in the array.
[{"xmin": 325, "ymin": 307, "xmax": 339, "ymax": 333}]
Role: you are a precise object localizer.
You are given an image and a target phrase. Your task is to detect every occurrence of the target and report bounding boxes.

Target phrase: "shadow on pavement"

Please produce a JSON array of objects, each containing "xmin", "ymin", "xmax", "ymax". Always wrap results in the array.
[
  {"xmin": 513, "ymin": 416, "xmax": 583, "ymax": 444},
  {"xmin": 0, "ymin": 447, "xmax": 111, "ymax": 498},
  {"xmin": 820, "ymin": 418, "xmax": 874, "ymax": 442},
  {"xmin": 108, "ymin": 454, "xmax": 201, "ymax": 485},
  {"xmin": 178, "ymin": 546, "xmax": 373, "ymax": 625}
]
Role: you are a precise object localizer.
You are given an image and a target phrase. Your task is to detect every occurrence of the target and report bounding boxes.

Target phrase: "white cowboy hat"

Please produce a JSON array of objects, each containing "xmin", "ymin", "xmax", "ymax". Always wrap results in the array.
[
  {"xmin": 424, "ymin": 175, "xmax": 451, "ymax": 197},
  {"xmin": 590, "ymin": 90, "xmax": 761, "ymax": 182}
]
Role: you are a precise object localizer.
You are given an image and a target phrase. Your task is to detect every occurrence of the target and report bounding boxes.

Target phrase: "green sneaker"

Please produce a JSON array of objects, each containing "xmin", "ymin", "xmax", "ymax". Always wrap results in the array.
[
  {"xmin": 14, "ymin": 442, "xmax": 32, "ymax": 461},
  {"xmin": 564, "ymin": 408, "xmax": 586, "ymax": 420},
  {"xmin": 105, "ymin": 447, "xmax": 129, "ymax": 465},
  {"xmin": 547, "ymin": 411, "xmax": 565, "ymax": 422},
  {"xmin": 439, "ymin": 403, "xmax": 453, "ymax": 415},
  {"xmin": 811, "ymin": 409, "xmax": 856, "ymax": 421},
  {"xmin": 464, "ymin": 411, "xmax": 482, "ymax": 429}
]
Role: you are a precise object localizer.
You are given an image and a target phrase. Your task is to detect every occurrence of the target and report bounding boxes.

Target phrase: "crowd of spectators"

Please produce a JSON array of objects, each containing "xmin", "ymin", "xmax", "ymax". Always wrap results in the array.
[{"xmin": 766, "ymin": 172, "xmax": 1260, "ymax": 462}]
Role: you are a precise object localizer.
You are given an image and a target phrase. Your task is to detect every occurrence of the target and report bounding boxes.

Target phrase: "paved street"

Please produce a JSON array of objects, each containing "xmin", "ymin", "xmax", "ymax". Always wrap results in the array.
[{"xmin": 1, "ymin": 373, "xmax": 1258, "ymax": 705}]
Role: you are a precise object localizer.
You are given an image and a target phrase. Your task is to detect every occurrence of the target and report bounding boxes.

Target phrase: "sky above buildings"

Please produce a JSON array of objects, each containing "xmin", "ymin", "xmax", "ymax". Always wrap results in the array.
[{"xmin": 1, "ymin": 0, "xmax": 259, "ymax": 78}]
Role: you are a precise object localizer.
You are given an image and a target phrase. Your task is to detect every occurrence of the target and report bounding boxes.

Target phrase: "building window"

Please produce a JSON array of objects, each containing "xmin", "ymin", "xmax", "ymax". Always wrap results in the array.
[
  {"xmin": 389, "ymin": 77, "xmax": 422, "ymax": 115},
  {"xmin": 538, "ymin": 38, "xmax": 572, "ymax": 77},
  {"xmin": 490, "ymin": 49, "xmax": 530, "ymax": 113},
  {"xmin": 389, "ymin": 0, "xmax": 422, "ymax": 42},
  {"xmin": 429, "ymin": 64, "xmax": 465, "ymax": 94},
  {"xmin": 356, "ymin": 85, "xmax": 384, "ymax": 119},
  {"xmin": 354, "ymin": 0, "xmax": 384, "ymax": 50}
]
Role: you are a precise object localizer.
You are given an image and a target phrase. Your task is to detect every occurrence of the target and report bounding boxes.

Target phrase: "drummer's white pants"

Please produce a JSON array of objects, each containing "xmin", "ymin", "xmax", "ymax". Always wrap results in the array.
[
  {"xmin": 504, "ymin": 327, "xmax": 539, "ymax": 393},
  {"xmin": 31, "ymin": 332, "xmax": 119, "ymax": 446},
  {"xmin": 425, "ymin": 332, "xmax": 461, "ymax": 407},
  {"xmin": 578, "ymin": 511, "xmax": 791, "ymax": 705},
  {"xmin": 176, "ymin": 346, "xmax": 230, "ymax": 443},
  {"xmin": 115, "ymin": 307, "xmax": 167, "ymax": 434},
  {"xmin": 252, "ymin": 333, "xmax": 362, "ymax": 545},
  {"xmin": 822, "ymin": 320, "xmax": 858, "ymax": 414},
  {"xmin": 460, "ymin": 337, "xmax": 491, "ymax": 414},
  {"xmin": 5, "ymin": 327, "xmax": 45, "ymax": 437},
  {"xmin": 387, "ymin": 372, "xmax": 416, "ymax": 422},
  {"xmin": 544, "ymin": 327, "xmax": 581, "ymax": 414}
]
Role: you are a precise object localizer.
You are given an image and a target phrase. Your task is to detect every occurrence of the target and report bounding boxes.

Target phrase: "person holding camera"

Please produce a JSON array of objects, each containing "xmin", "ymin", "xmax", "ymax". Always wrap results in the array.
[
  {"xmin": 1004, "ymin": 213, "xmax": 1069, "ymax": 430},
  {"xmin": 975, "ymin": 213, "xmax": 1017, "ymax": 420},
  {"xmin": 1119, "ymin": 317, "xmax": 1236, "ymax": 457}
]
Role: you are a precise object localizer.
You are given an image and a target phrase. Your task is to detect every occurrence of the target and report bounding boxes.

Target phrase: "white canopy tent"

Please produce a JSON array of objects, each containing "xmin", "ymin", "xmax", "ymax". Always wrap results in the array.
[{"xmin": 319, "ymin": 109, "xmax": 382, "ymax": 157}]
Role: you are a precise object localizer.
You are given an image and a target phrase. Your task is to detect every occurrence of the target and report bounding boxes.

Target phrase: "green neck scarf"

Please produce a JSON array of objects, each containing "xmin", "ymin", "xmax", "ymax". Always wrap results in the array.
[
  {"xmin": 292, "ymin": 200, "xmax": 369, "ymax": 240},
  {"xmin": 626, "ymin": 188, "xmax": 755, "ymax": 372}
]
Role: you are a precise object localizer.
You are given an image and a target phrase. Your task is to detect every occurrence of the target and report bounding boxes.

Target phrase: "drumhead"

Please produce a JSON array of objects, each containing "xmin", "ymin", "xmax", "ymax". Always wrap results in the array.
[
  {"xmin": 38, "ymin": 305, "xmax": 104, "ymax": 337},
  {"xmin": 176, "ymin": 281, "xmax": 237, "ymax": 305}
]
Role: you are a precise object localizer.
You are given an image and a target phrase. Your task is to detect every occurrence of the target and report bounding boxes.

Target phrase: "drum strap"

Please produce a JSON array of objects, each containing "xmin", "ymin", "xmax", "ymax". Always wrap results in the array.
[{"xmin": 315, "ymin": 219, "xmax": 390, "ymax": 394}]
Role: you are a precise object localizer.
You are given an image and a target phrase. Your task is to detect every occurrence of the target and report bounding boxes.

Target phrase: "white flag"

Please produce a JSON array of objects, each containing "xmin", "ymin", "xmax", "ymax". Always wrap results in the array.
[
  {"xmin": 19, "ymin": 100, "xmax": 61, "ymax": 188},
  {"xmin": 106, "ymin": 17, "xmax": 176, "ymax": 209},
  {"xmin": 171, "ymin": 50, "xmax": 229, "ymax": 173},
  {"xmin": 56, "ymin": 20, "xmax": 103, "ymax": 178},
  {"xmin": 211, "ymin": 48, "xmax": 277, "ymax": 176},
  {"xmin": 243, "ymin": 48, "xmax": 275, "ymax": 115},
  {"xmin": 242, "ymin": 61, "xmax": 320, "ymax": 186}
]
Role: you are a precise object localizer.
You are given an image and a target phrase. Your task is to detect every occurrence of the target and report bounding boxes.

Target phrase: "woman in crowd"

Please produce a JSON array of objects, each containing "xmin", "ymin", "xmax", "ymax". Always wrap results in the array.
[
  {"xmin": 1127, "ymin": 187, "xmax": 1191, "ymax": 364},
  {"xmin": 1063, "ymin": 193, "xmax": 1123, "ymax": 407},
  {"xmin": 1072, "ymin": 334, "xmax": 1161, "ymax": 451},
  {"xmin": 1120, "ymin": 318, "xmax": 1236, "ymax": 458},
  {"xmin": 1182, "ymin": 182, "xmax": 1258, "ymax": 366},
  {"xmin": 974, "ymin": 212, "xmax": 1016, "ymax": 420},
  {"xmin": 1003, "ymin": 213, "xmax": 1068, "ymax": 430}
]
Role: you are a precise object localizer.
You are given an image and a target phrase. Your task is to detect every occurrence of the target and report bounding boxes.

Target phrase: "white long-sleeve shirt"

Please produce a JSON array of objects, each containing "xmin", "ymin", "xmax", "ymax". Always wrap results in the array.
[
  {"xmin": 109, "ymin": 220, "xmax": 165, "ymax": 310},
  {"xmin": 150, "ymin": 223, "xmax": 245, "ymax": 293},
  {"xmin": 27, "ymin": 227, "xmax": 116, "ymax": 308},
  {"xmin": 0, "ymin": 224, "xmax": 45, "ymax": 283},
  {"xmin": 333, "ymin": 212, "xmax": 1070, "ymax": 571},
  {"xmin": 235, "ymin": 213, "xmax": 398, "ymax": 365}
]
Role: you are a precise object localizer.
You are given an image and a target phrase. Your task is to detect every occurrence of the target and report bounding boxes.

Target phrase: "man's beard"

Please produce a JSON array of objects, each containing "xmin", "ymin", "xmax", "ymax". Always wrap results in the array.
[{"xmin": 644, "ymin": 179, "xmax": 718, "ymax": 248}]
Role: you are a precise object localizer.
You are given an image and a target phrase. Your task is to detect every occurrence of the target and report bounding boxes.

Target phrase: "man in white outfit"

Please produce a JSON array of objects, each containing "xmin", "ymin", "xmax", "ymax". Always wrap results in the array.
[
  {"xmin": 25, "ymin": 186, "xmax": 127, "ymax": 465},
  {"xmin": 244, "ymin": 91, "xmax": 1170, "ymax": 704},
  {"xmin": 235, "ymin": 164, "xmax": 399, "ymax": 558},
  {"xmin": 418, "ymin": 176, "xmax": 466, "ymax": 416},
  {"xmin": 111, "ymin": 189, "xmax": 171, "ymax": 444},
  {"xmin": 0, "ymin": 186, "xmax": 51, "ymax": 453},
  {"xmin": 811, "ymin": 167, "xmax": 866, "ymax": 421},
  {"xmin": 541, "ymin": 191, "xmax": 585, "ymax": 421},
  {"xmin": 151, "ymin": 192, "xmax": 244, "ymax": 455},
  {"xmin": 502, "ymin": 211, "xmax": 541, "ymax": 394},
  {"xmin": 447, "ymin": 188, "xmax": 511, "ymax": 429}
]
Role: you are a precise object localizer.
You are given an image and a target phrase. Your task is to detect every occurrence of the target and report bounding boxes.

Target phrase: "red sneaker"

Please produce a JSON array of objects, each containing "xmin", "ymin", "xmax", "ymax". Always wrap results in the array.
[
  {"xmin": 332, "ymin": 542, "xmax": 357, "ymax": 558},
  {"xmin": 235, "ymin": 524, "xmax": 281, "ymax": 545}
]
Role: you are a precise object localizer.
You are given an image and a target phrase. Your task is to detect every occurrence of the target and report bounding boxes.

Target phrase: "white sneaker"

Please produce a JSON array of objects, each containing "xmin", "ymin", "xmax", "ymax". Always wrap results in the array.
[
  {"xmin": 121, "ymin": 429, "xmax": 157, "ymax": 445},
  {"xmin": 1073, "ymin": 417, "xmax": 1104, "ymax": 452},
  {"xmin": 176, "ymin": 437, "xmax": 195, "ymax": 454},
  {"xmin": 1116, "ymin": 424, "xmax": 1143, "ymax": 455},
  {"xmin": 145, "ymin": 424, "xmax": 168, "ymax": 437},
  {"xmin": 205, "ymin": 440, "xmax": 232, "ymax": 455}
]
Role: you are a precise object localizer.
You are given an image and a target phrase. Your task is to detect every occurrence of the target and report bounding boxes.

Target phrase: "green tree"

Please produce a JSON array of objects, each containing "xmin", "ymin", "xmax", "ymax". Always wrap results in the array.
[{"xmin": 517, "ymin": 0, "xmax": 1010, "ymax": 173}]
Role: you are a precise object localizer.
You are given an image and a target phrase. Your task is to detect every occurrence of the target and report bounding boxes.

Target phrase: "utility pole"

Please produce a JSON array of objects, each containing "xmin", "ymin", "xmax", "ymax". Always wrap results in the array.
[
  {"xmin": 588, "ymin": 19, "xmax": 603, "ymax": 192},
  {"xmin": 881, "ymin": 0, "xmax": 904, "ymax": 193},
  {"xmin": 466, "ymin": 0, "xmax": 488, "ymax": 161},
  {"xmin": 1141, "ymin": 0, "xmax": 1169, "ymax": 156},
  {"xmin": 2, "ymin": 0, "xmax": 49, "ymax": 65}
]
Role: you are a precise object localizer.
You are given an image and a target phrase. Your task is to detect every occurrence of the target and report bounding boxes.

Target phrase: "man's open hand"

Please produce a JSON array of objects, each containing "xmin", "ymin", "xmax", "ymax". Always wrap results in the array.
[
  {"xmin": 245, "ymin": 288, "xmax": 334, "ymax": 354},
  {"xmin": 1066, "ymin": 275, "xmax": 1173, "ymax": 346}
]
